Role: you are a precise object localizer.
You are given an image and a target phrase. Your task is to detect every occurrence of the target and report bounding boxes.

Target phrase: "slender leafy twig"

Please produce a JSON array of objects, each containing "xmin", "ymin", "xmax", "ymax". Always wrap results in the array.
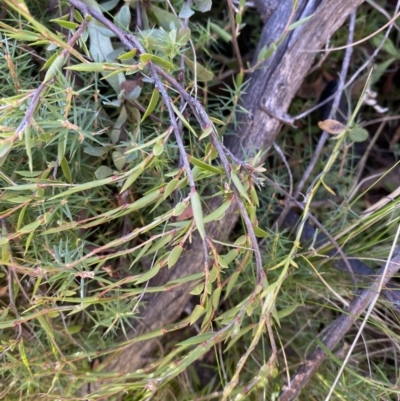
[{"xmin": 67, "ymin": 0, "xmax": 265, "ymax": 284}]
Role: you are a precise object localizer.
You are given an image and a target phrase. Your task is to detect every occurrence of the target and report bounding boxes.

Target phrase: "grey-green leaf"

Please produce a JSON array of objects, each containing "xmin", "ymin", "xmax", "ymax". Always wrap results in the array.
[
  {"xmin": 193, "ymin": 0, "xmax": 212, "ymax": 12},
  {"xmin": 114, "ymin": 5, "xmax": 131, "ymax": 29},
  {"xmin": 349, "ymin": 126, "xmax": 368, "ymax": 142},
  {"xmin": 112, "ymin": 151, "xmax": 126, "ymax": 171},
  {"xmin": 95, "ymin": 165, "xmax": 114, "ymax": 180}
]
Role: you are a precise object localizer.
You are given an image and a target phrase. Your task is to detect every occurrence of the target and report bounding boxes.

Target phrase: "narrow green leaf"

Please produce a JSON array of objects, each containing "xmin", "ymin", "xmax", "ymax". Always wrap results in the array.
[
  {"xmin": 60, "ymin": 157, "xmax": 73, "ymax": 183},
  {"xmin": 205, "ymin": 279, "xmax": 212, "ymax": 295},
  {"xmin": 257, "ymin": 43, "xmax": 277, "ymax": 62},
  {"xmin": 141, "ymin": 88, "xmax": 160, "ymax": 122},
  {"xmin": 43, "ymin": 54, "xmax": 66, "ymax": 83},
  {"xmin": 67, "ymin": 325, "xmax": 82, "ymax": 334},
  {"xmin": 173, "ymin": 201, "xmax": 188, "ymax": 217},
  {"xmin": 37, "ymin": 315, "xmax": 57, "ymax": 357},
  {"xmin": 57, "ymin": 128, "xmax": 67, "ymax": 161},
  {"xmin": 0, "ymin": 140, "xmax": 12, "ymax": 159},
  {"xmin": 18, "ymin": 220, "xmax": 41, "ymax": 234},
  {"xmin": 250, "ymin": 186, "xmax": 259, "ymax": 207},
  {"xmin": 65, "ymin": 62, "xmax": 105, "ymax": 72},
  {"xmin": 220, "ymin": 249, "xmax": 238, "ymax": 267},
  {"xmin": 84, "ymin": 146, "xmax": 107, "ymax": 157},
  {"xmin": 209, "ymin": 21, "xmax": 231, "ymax": 42},
  {"xmin": 14, "ymin": 171, "xmax": 41, "ymax": 177},
  {"xmin": 50, "ymin": 176, "xmax": 118, "ymax": 199},
  {"xmin": 170, "ymin": 102, "xmax": 197, "ymax": 137},
  {"xmin": 189, "ymin": 156, "xmax": 222, "ymax": 174},
  {"xmin": 204, "ymin": 200, "xmax": 232, "ymax": 223},
  {"xmin": 163, "ymin": 178, "xmax": 179, "ymax": 199},
  {"xmin": 253, "ymin": 225, "xmax": 269, "ymax": 238},
  {"xmin": 135, "ymin": 263, "xmax": 161, "ymax": 284},
  {"xmin": 18, "ymin": 339, "xmax": 33, "ymax": 377},
  {"xmin": 190, "ymin": 283, "xmax": 204, "ymax": 295},
  {"xmin": 74, "ymin": 10, "xmax": 83, "ymax": 22},
  {"xmin": 127, "ymin": 189, "xmax": 161, "ymax": 212},
  {"xmin": 225, "ymin": 271, "xmax": 240, "ymax": 300},
  {"xmin": 168, "ymin": 245, "xmax": 183, "ymax": 268},
  {"xmin": 131, "ymin": 242, "xmax": 152, "ymax": 267},
  {"xmin": 41, "ymin": 51, "xmax": 59, "ymax": 72},
  {"xmin": 184, "ymin": 56, "xmax": 214, "ymax": 82},
  {"xmin": 147, "ymin": 234, "xmax": 173, "ymax": 254},
  {"xmin": 118, "ymin": 49, "xmax": 137, "ymax": 60},
  {"xmin": 288, "ymin": 14, "xmax": 314, "ymax": 31},
  {"xmin": 6, "ymin": 30, "xmax": 39, "ymax": 42},
  {"xmin": 211, "ymin": 287, "xmax": 222, "ymax": 309},
  {"xmin": 120, "ymin": 165, "xmax": 144, "ymax": 193},
  {"xmin": 52, "ymin": 19, "xmax": 79, "ymax": 29},
  {"xmin": 208, "ymin": 116, "xmax": 225, "ymax": 125},
  {"xmin": 210, "ymin": 266, "xmax": 218, "ymax": 283},
  {"xmin": 17, "ymin": 205, "xmax": 28, "ymax": 231},
  {"xmin": 189, "ymin": 304, "xmax": 206, "ymax": 325},
  {"xmin": 277, "ymin": 303, "xmax": 300, "ymax": 319},
  {"xmin": 124, "ymin": 131, "xmax": 169, "ymax": 154},
  {"xmin": 167, "ymin": 272, "xmax": 204, "ymax": 285},
  {"xmin": 231, "ymin": 171, "xmax": 251, "ymax": 203},
  {"xmin": 191, "ymin": 191, "xmax": 205, "ymax": 239},
  {"xmin": 201, "ymin": 301, "xmax": 213, "ymax": 329},
  {"xmin": 178, "ymin": 332, "xmax": 214, "ymax": 347},
  {"xmin": 153, "ymin": 142, "xmax": 164, "ymax": 156},
  {"xmin": 199, "ymin": 126, "xmax": 213, "ymax": 140},
  {"xmin": 140, "ymin": 53, "xmax": 175, "ymax": 70},
  {"xmin": 24, "ymin": 126, "xmax": 33, "ymax": 172}
]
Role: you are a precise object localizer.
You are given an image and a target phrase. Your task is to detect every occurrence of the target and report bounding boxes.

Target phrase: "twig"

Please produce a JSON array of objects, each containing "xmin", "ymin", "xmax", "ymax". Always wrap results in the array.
[
  {"xmin": 278, "ymin": 246, "xmax": 400, "ymax": 401},
  {"xmin": 326, "ymin": 224, "xmax": 400, "ymax": 400},
  {"xmin": 367, "ymin": 0, "xmax": 400, "ymax": 32},
  {"xmin": 275, "ymin": 10, "xmax": 356, "ymax": 228},
  {"xmin": 263, "ymin": 176, "xmax": 357, "ymax": 286},
  {"xmin": 14, "ymin": 17, "xmax": 89, "ymax": 138},
  {"xmin": 287, "ymin": 2, "xmax": 398, "ymax": 124},
  {"xmin": 177, "ymin": 0, "xmax": 191, "ymax": 171},
  {"xmin": 273, "ymin": 142, "xmax": 293, "ymax": 200},
  {"xmin": 227, "ymin": 0, "xmax": 244, "ymax": 72}
]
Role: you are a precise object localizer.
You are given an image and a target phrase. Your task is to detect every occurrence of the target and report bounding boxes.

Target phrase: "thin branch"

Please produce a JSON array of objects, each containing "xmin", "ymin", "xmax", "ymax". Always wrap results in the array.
[
  {"xmin": 285, "ymin": 4, "xmax": 398, "ymax": 124},
  {"xmin": 15, "ymin": 17, "xmax": 89, "ymax": 138},
  {"xmin": 278, "ymin": 246, "xmax": 400, "ymax": 401},
  {"xmin": 275, "ymin": 10, "xmax": 356, "ymax": 228},
  {"xmin": 227, "ymin": 0, "xmax": 244, "ymax": 72},
  {"xmin": 263, "ymin": 176, "xmax": 357, "ymax": 286}
]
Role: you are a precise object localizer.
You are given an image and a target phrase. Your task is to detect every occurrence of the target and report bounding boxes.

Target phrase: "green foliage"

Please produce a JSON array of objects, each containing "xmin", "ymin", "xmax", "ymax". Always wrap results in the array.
[{"xmin": 1, "ymin": 1, "xmax": 400, "ymax": 401}]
